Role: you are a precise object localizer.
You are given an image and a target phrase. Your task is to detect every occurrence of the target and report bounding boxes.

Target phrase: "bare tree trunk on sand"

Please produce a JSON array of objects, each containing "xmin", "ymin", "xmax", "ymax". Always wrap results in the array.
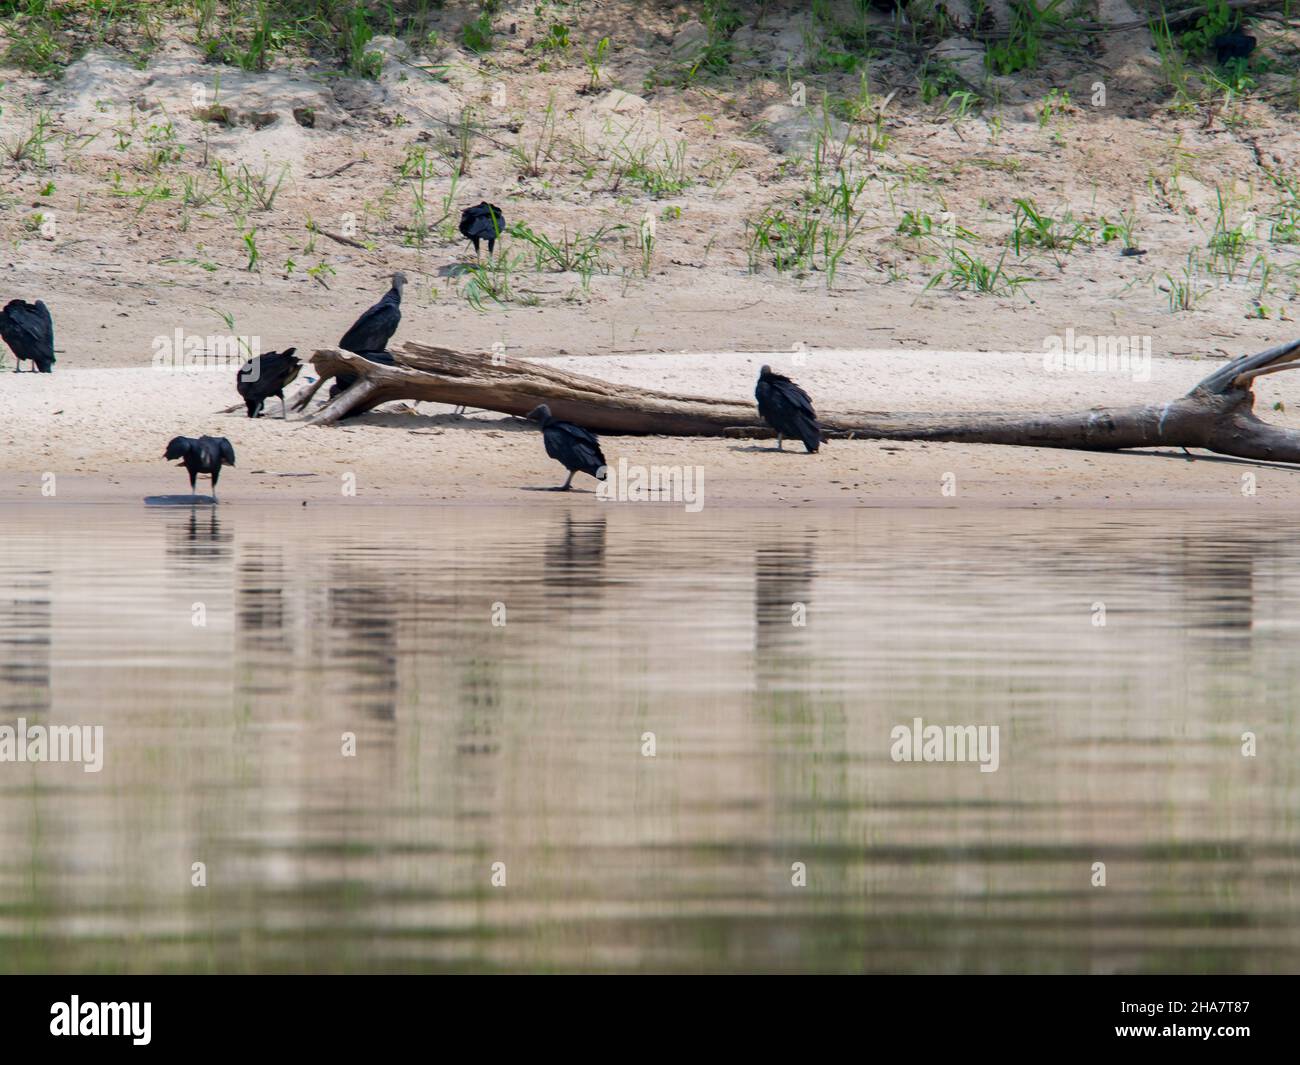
[{"xmin": 288, "ymin": 339, "xmax": 1300, "ymax": 465}]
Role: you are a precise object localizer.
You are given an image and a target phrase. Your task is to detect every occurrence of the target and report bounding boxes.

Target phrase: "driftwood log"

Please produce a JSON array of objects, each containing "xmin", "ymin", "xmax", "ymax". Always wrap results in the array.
[{"xmin": 289, "ymin": 339, "xmax": 1300, "ymax": 465}]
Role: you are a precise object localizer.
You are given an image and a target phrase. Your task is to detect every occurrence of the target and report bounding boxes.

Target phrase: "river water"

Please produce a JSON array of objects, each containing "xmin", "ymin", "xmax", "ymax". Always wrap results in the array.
[{"xmin": 0, "ymin": 503, "xmax": 1296, "ymax": 972}]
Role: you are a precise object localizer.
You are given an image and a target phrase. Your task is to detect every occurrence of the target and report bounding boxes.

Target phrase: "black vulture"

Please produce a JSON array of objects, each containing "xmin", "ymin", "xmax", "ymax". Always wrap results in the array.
[
  {"xmin": 0, "ymin": 299, "xmax": 55, "ymax": 373},
  {"xmin": 164, "ymin": 436, "xmax": 236, "ymax": 500},
  {"xmin": 755, "ymin": 365, "xmax": 825, "ymax": 453},
  {"xmin": 331, "ymin": 273, "xmax": 407, "ymax": 400},
  {"xmin": 339, "ymin": 272, "xmax": 406, "ymax": 354},
  {"xmin": 1213, "ymin": 30, "xmax": 1256, "ymax": 63},
  {"xmin": 459, "ymin": 202, "xmax": 505, "ymax": 256},
  {"xmin": 236, "ymin": 348, "xmax": 301, "ymax": 418},
  {"xmin": 526, "ymin": 405, "xmax": 608, "ymax": 490}
]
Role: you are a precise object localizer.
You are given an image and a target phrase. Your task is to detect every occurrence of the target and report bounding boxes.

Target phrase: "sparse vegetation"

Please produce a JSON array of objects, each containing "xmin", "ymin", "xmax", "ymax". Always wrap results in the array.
[
  {"xmin": 1, "ymin": 0, "xmax": 1297, "ymax": 326},
  {"xmin": 1009, "ymin": 198, "xmax": 1094, "ymax": 258},
  {"xmin": 510, "ymin": 221, "xmax": 623, "ymax": 288},
  {"xmin": 926, "ymin": 246, "xmax": 1034, "ymax": 297}
]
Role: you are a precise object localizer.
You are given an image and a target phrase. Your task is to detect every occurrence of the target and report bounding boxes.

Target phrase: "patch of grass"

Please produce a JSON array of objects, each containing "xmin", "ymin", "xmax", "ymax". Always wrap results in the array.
[
  {"xmin": 1098, "ymin": 210, "xmax": 1140, "ymax": 250},
  {"xmin": 398, "ymin": 143, "xmax": 448, "ymax": 247},
  {"xmin": 919, "ymin": 59, "xmax": 965, "ymax": 106},
  {"xmin": 745, "ymin": 106, "xmax": 877, "ymax": 288},
  {"xmin": 2, "ymin": 4, "xmax": 60, "ymax": 72},
  {"xmin": 143, "ymin": 120, "xmax": 183, "ymax": 170},
  {"xmin": 926, "ymin": 246, "xmax": 1033, "ymax": 296},
  {"xmin": 460, "ymin": 252, "xmax": 525, "ymax": 311},
  {"xmin": 242, "ymin": 228, "xmax": 260, "ymax": 272},
  {"xmin": 747, "ymin": 206, "xmax": 822, "ymax": 274},
  {"xmin": 343, "ymin": 2, "xmax": 382, "ymax": 78},
  {"xmin": 1268, "ymin": 175, "xmax": 1300, "ymax": 244},
  {"xmin": 511, "ymin": 95, "xmax": 559, "ymax": 179},
  {"xmin": 1179, "ymin": 0, "xmax": 1233, "ymax": 55},
  {"xmin": 221, "ymin": 160, "xmax": 288, "ymax": 212},
  {"xmin": 3, "ymin": 108, "xmax": 52, "ymax": 165},
  {"xmin": 510, "ymin": 220, "xmax": 623, "ymax": 286},
  {"xmin": 1162, "ymin": 253, "xmax": 1205, "ymax": 312},
  {"xmin": 582, "ymin": 36, "xmax": 609, "ymax": 92},
  {"xmin": 1037, "ymin": 88, "xmax": 1072, "ymax": 128},
  {"xmin": 1150, "ymin": 14, "xmax": 1197, "ymax": 112},
  {"xmin": 1010, "ymin": 198, "xmax": 1094, "ymax": 256},
  {"xmin": 461, "ymin": 11, "xmax": 494, "ymax": 54},
  {"xmin": 608, "ymin": 137, "xmax": 692, "ymax": 199},
  {"xmin": 677, "ymin": 0, "xmax": 741, "ymax": 84},
  {"xmin": 986, "ymin": 0, "xmax": 1081, "ymax": 77},
  {"xmin": 1205, "ymin": 187, "xmax": 1254, "ymax": 279},
  {"xmin": 897, "ymin": 209, "xmax": 975, "ymax": 243},
  {"xmin": 435, "ymin": 106, "xmax": 481, "ymax": 178},
  {"xmin": 538, "ymin": 21, "xmax": 571, "ymax": 53}
]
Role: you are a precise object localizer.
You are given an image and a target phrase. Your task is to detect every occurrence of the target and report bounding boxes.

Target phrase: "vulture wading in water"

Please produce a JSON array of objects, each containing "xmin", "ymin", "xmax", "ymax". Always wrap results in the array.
[{"xmin": 164, "ymin": 435, "xmax": 236, "ymax": 501}]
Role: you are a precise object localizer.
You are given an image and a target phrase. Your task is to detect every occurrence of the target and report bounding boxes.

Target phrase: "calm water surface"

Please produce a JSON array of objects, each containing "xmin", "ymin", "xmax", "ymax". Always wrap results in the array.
[{"xmin": 0, "ymin": 503, "xmax": 1298, "ymax": 973}]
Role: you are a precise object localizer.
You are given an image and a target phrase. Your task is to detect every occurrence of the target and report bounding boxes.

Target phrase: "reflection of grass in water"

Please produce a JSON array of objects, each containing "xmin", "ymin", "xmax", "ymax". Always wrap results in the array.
[{"xmin": 4, "ymin": 510, "xmax": 1300, "ymax": 972}]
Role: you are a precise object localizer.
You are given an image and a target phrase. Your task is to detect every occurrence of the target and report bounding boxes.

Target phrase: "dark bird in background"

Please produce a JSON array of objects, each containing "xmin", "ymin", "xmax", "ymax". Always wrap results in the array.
[
  {"xmin": 526, "ymin": 405, "xmax": 607, "ymax": 491},
  {"xmin": 331, "ymin": 272, "xmax": 407, "ymax": 400},
  {"xmin": 1214, "ymin": 29, "xmax": 1256, "ymax": 63},
  {"xmin": 460, "ymin": 202, "xmax": 505, "ymax": 257},
  {"xmin": 755, "ymin": 365, "xmax": 825, "ymax": 453},
  {"xmin": 237, "ymin": 348, "xmax": 300, "ymax": 418},
  {"xmin": 164, "ymin": 436, "xmax": 236, "ymax": 501},
  {"xmin": 0, "ymin": 299, "xmax": 55, "ymax": 373}
]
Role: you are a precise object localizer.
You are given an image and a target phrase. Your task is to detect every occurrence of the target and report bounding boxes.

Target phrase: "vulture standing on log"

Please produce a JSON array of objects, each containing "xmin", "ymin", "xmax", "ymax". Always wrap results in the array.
[
  {"xmin": 237, "ymin": 348, "xmax": 301, "ymax": 418},
  {"xmin": 526, "ymin": 405, "xmax": 608, "ymax": 490},
  {"xmin": 331, "ymin": 272, "xmax": 407, "ymax": 399},
  {"xmin": 755, "ymin": 365, "xmax": 825, "ymax": 453},
  {"xmin": 0, "ymin": 299, "xmax": 55, "ymax": 373},
  {"xmin": 164, "ymin": 436, "xmax": 236, "ymax": 501},
  {"xmin": 460, "ymin": 202, "xmax": 505, "ymax": 256}
]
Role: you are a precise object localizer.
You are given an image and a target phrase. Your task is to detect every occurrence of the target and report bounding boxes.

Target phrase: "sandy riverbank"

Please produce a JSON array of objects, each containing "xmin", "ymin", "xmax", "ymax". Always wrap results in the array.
[
  {"xmin": 2, "ymin": 348, "xmax": 1298, "ymax": 509},
  {"xmin": 4, "ymin": 1, "xmax": 1300, "ymax": 510}
]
